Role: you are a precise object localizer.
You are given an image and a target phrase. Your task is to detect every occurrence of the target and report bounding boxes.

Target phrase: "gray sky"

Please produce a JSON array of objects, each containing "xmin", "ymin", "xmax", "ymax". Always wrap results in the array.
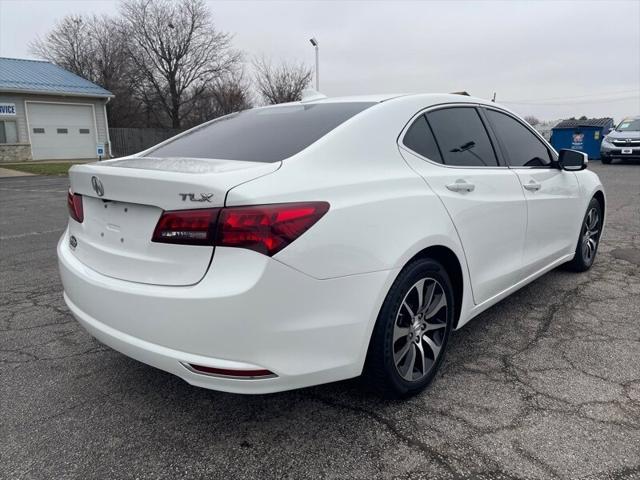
[{"xmin": 1, "ymin": 0, "xmax": 639, "ymax": 121}]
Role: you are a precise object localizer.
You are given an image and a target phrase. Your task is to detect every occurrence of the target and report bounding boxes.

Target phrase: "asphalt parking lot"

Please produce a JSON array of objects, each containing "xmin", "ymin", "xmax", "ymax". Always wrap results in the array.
[{"xmin": 1, "ymin": 161, "xmax": 639, "ymax": 480}]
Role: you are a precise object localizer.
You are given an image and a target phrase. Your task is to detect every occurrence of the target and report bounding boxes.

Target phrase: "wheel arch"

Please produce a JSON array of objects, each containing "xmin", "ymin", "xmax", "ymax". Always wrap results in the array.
[
  {"xmin": 593, "ymin": 189, "xmax": 605, "ymax": 214},
  {"xmin": 361, "ymin": 243, "xmax": 467, "ymax": 392},
  {"xmin": 586, "ymin": 187, "xmax": 606, "ymax": 236},
  {"xmin": 404, "ymin": 245, "xmax": 465, "ymax": 329}
]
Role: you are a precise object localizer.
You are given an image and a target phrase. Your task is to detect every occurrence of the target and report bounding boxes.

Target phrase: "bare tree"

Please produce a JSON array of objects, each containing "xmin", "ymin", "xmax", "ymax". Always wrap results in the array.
[
  {"xmin": 209, "ymin": 72, "xmax": 253, "ymax": 116},
  {"xmin": 523, "ymin": 115, "xmax": 540, "ymax": 126},
  {"xmin": 119, "ymin": 0, "xmax": 241, "ymax": 128},
  {"xmin": 31, "ymin": 15, "xmax": 95, "ymax": 80},
  {"xmin": 30, "ymin": 14, "xmax": 143, "ymax": 127},
  {"xmin": 187, "ymin": 69, "xmax": 253, "ymax": 126},
  {"xmin": 253, "ymin": 56, "xmax": 313, "ymax": 105}
]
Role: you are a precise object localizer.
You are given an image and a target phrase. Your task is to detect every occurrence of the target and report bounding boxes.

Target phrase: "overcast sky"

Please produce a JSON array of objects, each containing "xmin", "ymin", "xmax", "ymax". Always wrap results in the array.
[{"xmin": 0, "ymin": 0, "xmax": 638, "ymax": 121}]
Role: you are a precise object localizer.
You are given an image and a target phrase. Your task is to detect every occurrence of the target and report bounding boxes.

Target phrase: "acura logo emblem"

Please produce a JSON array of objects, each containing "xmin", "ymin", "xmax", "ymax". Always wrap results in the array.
[{"xmin": 91, "ymin": 176, "xmax": 104, "ymax": 197}]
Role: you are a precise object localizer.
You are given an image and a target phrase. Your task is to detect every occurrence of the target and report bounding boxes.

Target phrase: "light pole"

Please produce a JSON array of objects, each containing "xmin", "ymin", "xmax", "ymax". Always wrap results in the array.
[{"xmin": 309, "ymin": 37, "xmax": 319, "ymax": 90}]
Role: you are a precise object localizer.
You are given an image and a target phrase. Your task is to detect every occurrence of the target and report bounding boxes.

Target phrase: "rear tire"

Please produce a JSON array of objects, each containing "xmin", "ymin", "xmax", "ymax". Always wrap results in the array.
[
  {"xmin": 364, "ymin": 258, "xmax": 454, "ymax": 398},
  {"xmin": 566, "ymin": 197, "xmax": 603, "ymax": 272}
]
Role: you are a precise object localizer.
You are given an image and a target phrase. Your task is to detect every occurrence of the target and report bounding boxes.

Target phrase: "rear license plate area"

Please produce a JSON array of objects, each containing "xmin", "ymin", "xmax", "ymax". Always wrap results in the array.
[{"xmin": 84, "ymin": 198, "xmax": 161, "ymax": 247}]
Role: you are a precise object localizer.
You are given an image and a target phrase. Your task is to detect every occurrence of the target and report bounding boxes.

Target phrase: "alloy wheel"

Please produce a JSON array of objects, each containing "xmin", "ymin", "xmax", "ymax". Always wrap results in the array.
[
  {"xmin": 392, "ymin": 277, "xmax": 448, "ymax": 382},
  {"xmin": 582, "ymin": 207, "xmax": 600, "ymax": 263}
]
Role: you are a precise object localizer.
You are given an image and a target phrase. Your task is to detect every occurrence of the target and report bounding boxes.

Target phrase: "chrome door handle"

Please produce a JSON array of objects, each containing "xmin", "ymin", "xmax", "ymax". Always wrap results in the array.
[
  {"xmin": 446, "ymin": 180, "xmax": 475, "ymax": 193},
  {"xmin": 523, "ymin": 181, "xmax": 542, "ymax": 192}
]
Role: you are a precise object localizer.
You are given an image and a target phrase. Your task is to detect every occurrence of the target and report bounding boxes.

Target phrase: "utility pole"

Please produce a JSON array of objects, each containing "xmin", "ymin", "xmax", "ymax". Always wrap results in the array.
[
  {"xmin": 309, "ymin": 37, "xmax": 319, "ymax": 90},
  {"xmin": 492, "ymin": 92, "xmax": 496, "ymax": 102}
]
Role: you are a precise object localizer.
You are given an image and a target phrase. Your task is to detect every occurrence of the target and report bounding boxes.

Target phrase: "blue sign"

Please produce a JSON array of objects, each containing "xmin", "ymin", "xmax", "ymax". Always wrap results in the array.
[{"xmin": 97, "ymin": 144, "xmax": 105, "ymax": 157}]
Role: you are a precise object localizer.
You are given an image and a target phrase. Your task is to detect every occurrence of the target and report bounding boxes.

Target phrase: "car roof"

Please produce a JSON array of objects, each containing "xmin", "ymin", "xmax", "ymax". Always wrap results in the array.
[
  {"xmin": 305, "ymin": 93, "xmax": 406, "ymax": 103},
  {"xmin": 305, "ymin": 92, "xmax": 495, "ymax": 107}
]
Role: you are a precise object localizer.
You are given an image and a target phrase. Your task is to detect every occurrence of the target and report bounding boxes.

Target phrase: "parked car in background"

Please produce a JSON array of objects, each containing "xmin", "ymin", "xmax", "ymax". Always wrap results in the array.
[
  {"xmin": 601, "ymin": 115, "xmax": 640, "ymax": 164},
  {"xmin": 58, "ymin": 93, "xmax": 606, "ymax": 398}
]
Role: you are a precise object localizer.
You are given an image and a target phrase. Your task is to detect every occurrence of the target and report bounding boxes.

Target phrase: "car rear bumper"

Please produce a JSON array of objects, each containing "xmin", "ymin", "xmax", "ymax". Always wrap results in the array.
[{"xmin": 58, "ymin": 229, "xmax": 394, "ymax": 394}]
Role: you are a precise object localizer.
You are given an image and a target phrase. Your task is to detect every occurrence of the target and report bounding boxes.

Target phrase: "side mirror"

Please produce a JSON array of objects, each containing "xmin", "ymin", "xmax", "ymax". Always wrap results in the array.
[{"xmin": 558, "ymin": 149, "xmax": 588, "ymax": 171}]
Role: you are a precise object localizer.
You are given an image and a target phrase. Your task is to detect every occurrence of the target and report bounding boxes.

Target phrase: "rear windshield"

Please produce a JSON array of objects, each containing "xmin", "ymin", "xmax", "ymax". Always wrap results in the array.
[{"xmin": 146, "ymin": 102, "xmax": 375, "ymax": 162}]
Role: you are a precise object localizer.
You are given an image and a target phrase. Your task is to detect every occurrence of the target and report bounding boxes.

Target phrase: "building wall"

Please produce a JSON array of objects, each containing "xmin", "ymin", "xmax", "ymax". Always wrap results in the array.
[
  {"xmin": 0, "ymin": 144, "xmax": 32, "ymax": 162},
  {"xmin": 0, "ymin": 92, "xmax": 110, "ymax": 162}
]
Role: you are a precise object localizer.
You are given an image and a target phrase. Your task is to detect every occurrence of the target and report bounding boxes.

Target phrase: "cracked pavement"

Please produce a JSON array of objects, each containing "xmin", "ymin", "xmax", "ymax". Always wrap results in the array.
[{"xmin": 1, "ymin": 162, "xmax": 639, "ymax": 480}]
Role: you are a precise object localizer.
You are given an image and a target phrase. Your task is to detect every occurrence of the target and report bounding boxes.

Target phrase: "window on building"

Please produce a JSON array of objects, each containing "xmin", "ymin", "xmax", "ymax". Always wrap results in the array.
[
  {"xmin": 427, "ymin": 107, "xmax": 498, "ymax": 167},
  {"xmin": 57, "ymin": 128, "xmax": 68, "ymax": 134},
  {"xmin": 33, "ymin": 128, "xmax": 45, "ymax": 134},
  {"xmin": 0, "ymin": 121, "xmax": 18, "ymax": 144},
  {"xmin": 79, "ymin": 128, "xmax": 90, "ymax": 134},
  {"xmin": 403, "ymin": 115, "xmax": 443, "ymax": 163},
  {"xmin": 485, "ymin": 109, "xmax": 551, "ymax": 167}
]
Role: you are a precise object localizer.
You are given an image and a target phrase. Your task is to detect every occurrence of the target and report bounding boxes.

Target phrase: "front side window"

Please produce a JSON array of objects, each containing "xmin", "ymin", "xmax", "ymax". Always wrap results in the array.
[
  {"xmin": 402, "ymin": 114, "xmax": 442, "ymax": 163},
  {"xmin": 426, "ymin": 108, "xmax": 498, "ymax": 167},
  {"xmin": 485, "ymin": 109, "xmax": 551, "ymax": 167},
  {"xmin": 147, "ymin": 102, "xmax": 375, "ymax": 162},
  {"xmin": 0, "ymin": 120, "xmax": 18, "ymax": 144}
]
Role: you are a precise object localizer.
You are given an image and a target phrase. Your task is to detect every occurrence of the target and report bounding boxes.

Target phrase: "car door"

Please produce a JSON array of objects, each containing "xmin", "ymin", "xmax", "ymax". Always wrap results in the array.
[
  {"xmin": 482, "ymin": 108, "xmax": 582, "ymax": 276},
  {"xmin": 399, "ymin": 106, "xmax": 527, "ymax": 305}
]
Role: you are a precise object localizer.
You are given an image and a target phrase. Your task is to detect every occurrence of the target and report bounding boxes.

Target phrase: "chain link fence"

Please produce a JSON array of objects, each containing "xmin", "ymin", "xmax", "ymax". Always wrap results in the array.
[{"xmin": 109, "ymin": 128, "xmax": 183, "ymax": 158}]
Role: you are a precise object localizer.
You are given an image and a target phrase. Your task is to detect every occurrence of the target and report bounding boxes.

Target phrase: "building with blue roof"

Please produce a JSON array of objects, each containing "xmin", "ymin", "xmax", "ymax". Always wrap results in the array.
[{"xmin": 0, "ymin": 57, "xmax": 113, "ymax": 161}]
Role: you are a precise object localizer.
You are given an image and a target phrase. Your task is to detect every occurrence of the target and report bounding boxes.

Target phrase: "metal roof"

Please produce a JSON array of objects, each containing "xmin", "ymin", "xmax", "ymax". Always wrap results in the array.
[
  {"xmin": 554, "ymin": 118, "xmax": 614, "ymax": 129},
  {"xmin": 0, "ymin": 57, "xmax": 113, "ymax": 98}
]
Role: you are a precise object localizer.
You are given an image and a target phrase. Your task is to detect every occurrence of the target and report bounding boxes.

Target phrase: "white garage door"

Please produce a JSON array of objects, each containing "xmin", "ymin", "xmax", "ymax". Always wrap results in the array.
[{"xmin": 28, "ymin": 103, "xmax": 97, "ymax": 160}]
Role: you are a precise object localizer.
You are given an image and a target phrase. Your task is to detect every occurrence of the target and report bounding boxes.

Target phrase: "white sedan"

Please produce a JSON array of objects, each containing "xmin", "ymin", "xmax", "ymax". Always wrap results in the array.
[{"xmin": 58, "ymin": 93, "xmax": 605, "ymax": 397}]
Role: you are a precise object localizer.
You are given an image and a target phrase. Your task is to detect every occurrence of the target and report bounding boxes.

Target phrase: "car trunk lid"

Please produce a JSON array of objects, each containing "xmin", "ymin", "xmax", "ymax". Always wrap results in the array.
[{"xmin": 67, "ymin": 157, "xmax": 280, "ymax": 286}]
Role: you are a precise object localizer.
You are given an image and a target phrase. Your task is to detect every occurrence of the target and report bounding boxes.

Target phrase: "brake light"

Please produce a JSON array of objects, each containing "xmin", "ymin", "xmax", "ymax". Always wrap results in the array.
[
  {"xmin": 152, "ymin": 208, "xmax": 220, "ymax": 245},
  {"xmin": 217, "ymin": 202, "xmax": 329, "ymax": 256},
  {"xmin": 67, "ymin": 189, "xmax": 84, "ymax": 223},
  {"xmin": 152, "ymin": 202, "xmax": 329, "ymax": 255}
]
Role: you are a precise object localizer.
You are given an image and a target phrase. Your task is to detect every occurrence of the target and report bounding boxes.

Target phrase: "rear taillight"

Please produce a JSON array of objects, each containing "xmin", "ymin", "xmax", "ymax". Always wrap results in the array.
[
  {"xmin": 152, "ymin": 208, "xmax": 220, "ymax": 245},
  {"xmin": 152, "ymin": 202, "xmax": 329, "ymax": 256},
  {"xmin": 217, "ymin": 202, "xmax": 329, "ymax": 256},
  {"xmin": 67, "ymin": 189, "xmax": 84, "ymax": 223}
]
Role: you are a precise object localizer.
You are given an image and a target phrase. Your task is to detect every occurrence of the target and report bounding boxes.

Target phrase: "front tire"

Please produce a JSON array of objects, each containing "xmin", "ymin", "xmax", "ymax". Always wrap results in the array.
[
  {"xmin": 364, "ymin": 258, "xmax": 454, "ymax": 398},
  {"xmin": 566, "ymin": 197, "xmax": 603, "ymax": 272},
  {"xmin": 601, "ymin": 156, "xmax": 612, "ymax": 165}
]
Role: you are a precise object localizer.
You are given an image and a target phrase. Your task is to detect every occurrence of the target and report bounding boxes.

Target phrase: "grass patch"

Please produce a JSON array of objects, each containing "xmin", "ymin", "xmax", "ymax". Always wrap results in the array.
[{"xmin": 1, "ymin": 162, "xmax": 87, "ymax": 176}]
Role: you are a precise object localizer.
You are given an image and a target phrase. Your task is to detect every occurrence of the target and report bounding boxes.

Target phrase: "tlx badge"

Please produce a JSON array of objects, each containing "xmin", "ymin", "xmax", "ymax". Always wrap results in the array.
[{"xmin": 179, "ymin": 193, "xmax": 214, "ymax": 202}]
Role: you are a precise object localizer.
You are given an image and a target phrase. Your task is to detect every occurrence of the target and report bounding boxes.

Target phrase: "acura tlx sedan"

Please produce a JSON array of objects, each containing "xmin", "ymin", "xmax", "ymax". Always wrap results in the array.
[{"xmin": 58, "ymin": 93, "xmax": 606, "ymax": 397}]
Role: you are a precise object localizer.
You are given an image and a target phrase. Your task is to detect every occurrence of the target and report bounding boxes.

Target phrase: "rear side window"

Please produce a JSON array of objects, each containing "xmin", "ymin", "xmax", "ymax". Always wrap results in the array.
[
  {"xmin": 485, "ymin": 109, "xmax": 551, "ymax": 167},
  {"xmin": 403, "ymin": 115, "xmax": 443, "ymax": 163},
  {"xmin": 146, "ymin": 102, "xmax": 375, "ymax": 162},
  {"xmin": 427, "ymin": 108, "xmax": 498, "ymax": 167}
]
